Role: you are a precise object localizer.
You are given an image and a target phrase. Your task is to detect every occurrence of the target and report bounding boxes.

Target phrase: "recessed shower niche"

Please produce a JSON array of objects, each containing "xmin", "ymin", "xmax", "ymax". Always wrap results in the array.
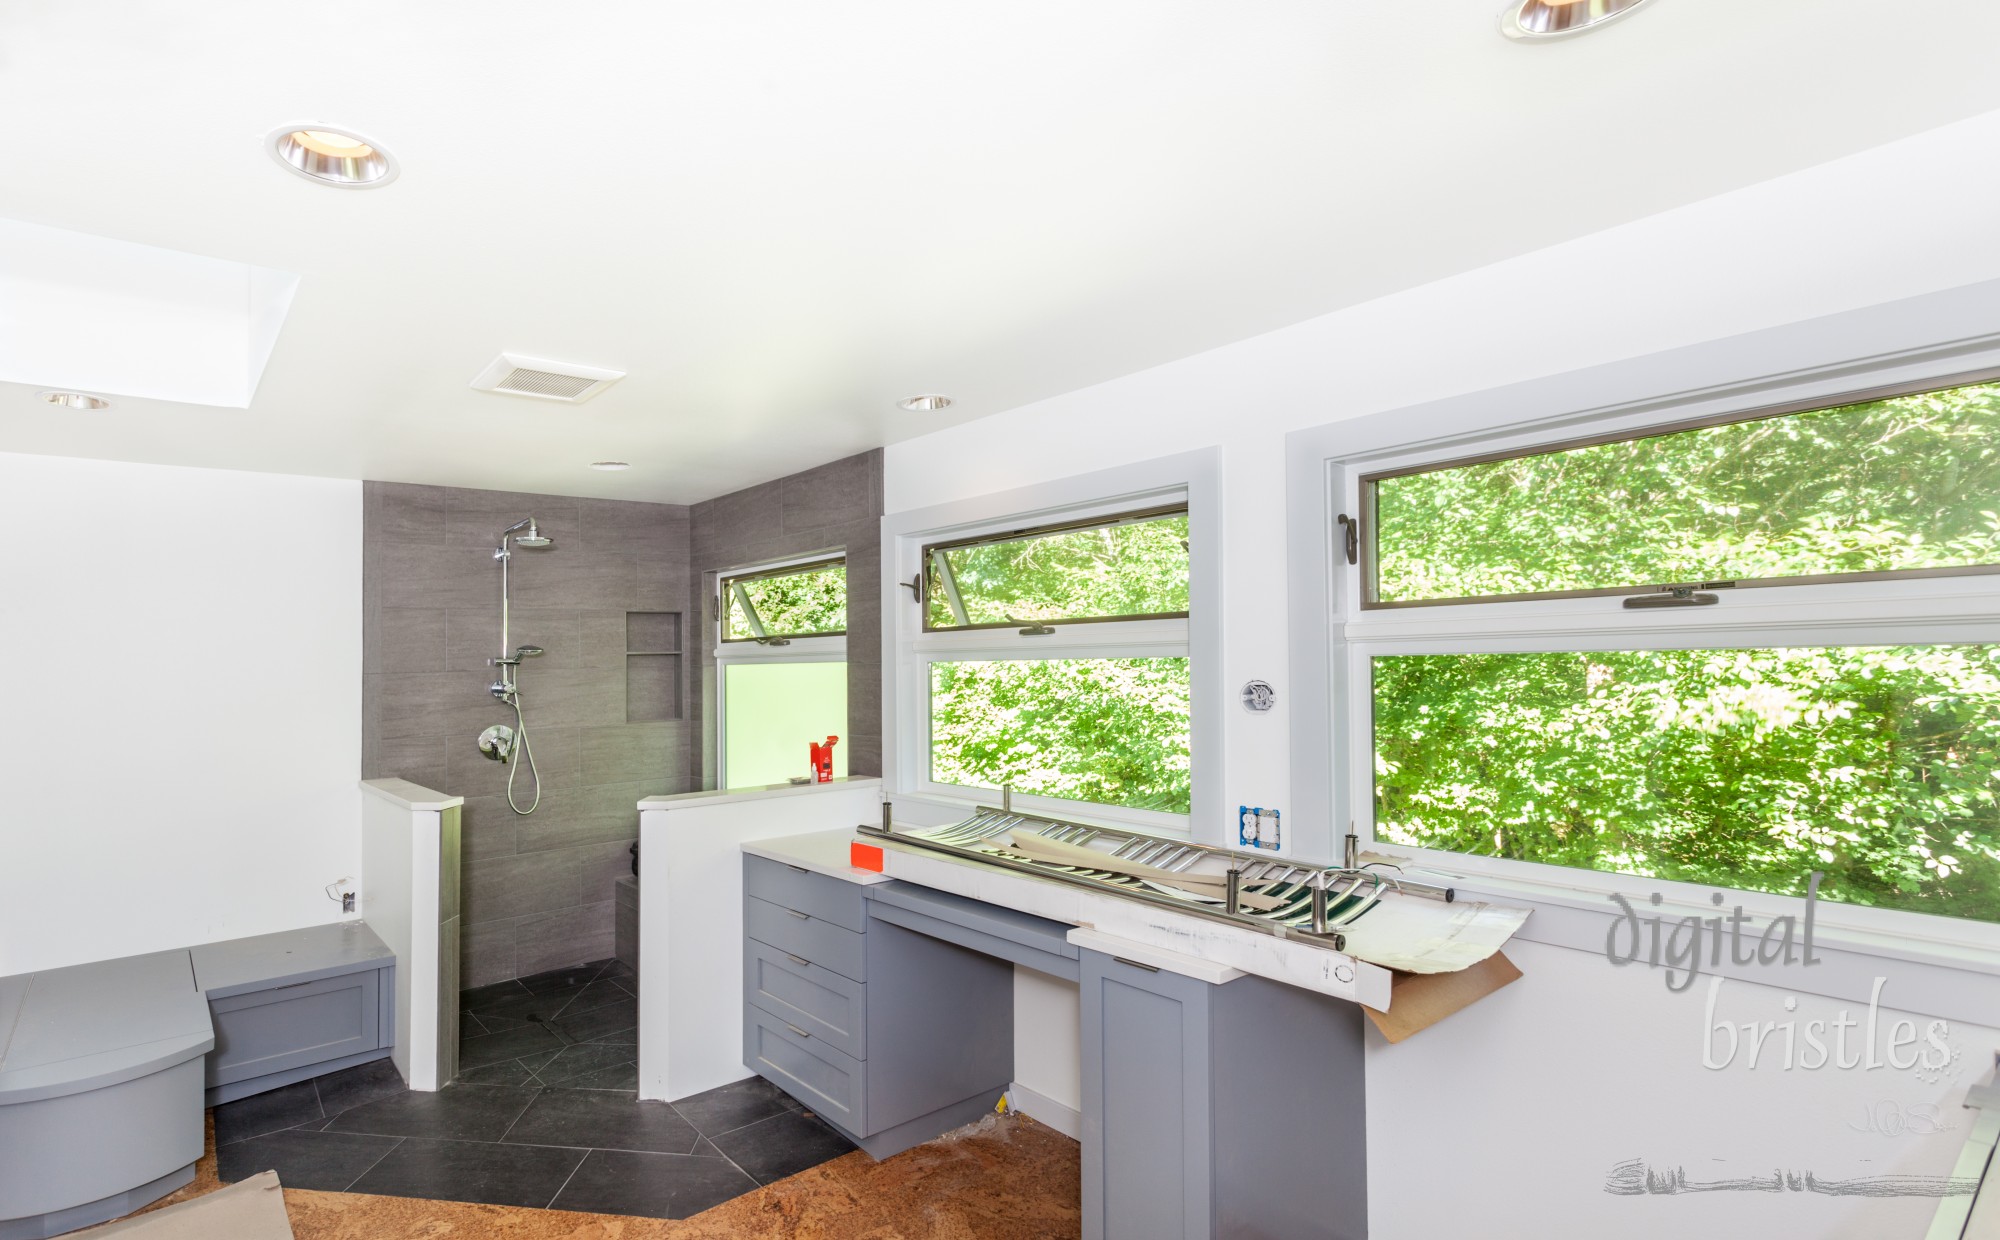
[{"xmin": 626, "ymin": 611, "xmax": 683, "ymax": 722}]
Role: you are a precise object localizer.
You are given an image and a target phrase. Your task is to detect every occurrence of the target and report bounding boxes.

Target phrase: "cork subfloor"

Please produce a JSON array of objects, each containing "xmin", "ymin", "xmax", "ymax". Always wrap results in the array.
[{"xmin": 133, "ymin": 1106, "xmax": 1080, "ymax": 1239}]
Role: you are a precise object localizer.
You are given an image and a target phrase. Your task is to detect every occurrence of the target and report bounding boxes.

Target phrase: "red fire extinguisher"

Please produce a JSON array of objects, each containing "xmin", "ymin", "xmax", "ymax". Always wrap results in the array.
[{"xmin": 809, "ymin": 735, "xmax": 839, "ymax": 783}]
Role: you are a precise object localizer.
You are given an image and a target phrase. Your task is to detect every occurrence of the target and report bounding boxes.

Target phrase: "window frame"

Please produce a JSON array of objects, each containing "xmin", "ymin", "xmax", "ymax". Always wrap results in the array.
[
  {"xmin": 713, "ymin": 550, "xmax": 848, "ymax": 789},
  {"xmin": 1357, "ymin": 364, "xmax": 2000, "ymax": 610},
  {"xmin": 882, "ymin": 451, "xmax": 1224, "ymax": 839},
  {"xmin": 719, "ymin": 554, "xmax": 849, "ymax": 643},
  {"xmin": 1310, "ymin": 354, "xmax": 2000, "ymax": 952},
  {"xmin": 919, "ymin": 502, "xmax": 1192, "ymax": 633}
]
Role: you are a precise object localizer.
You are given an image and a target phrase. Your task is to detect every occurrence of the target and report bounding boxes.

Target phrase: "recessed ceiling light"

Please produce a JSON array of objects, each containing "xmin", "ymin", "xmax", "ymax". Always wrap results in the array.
[
  {"xmin": 265, "ymin": 124, "xmax": 399, "ymax": 189},
  {"xmin": 588, "ymin": 461, "xmax": 631, "ymax": 471},
  {"xmin": 39, "ymin": 390, "xmax": 111, "ymax": 410},
  {"xmin": 898, "ymin": 394, "xmax": 953, "ymax": 412},
  {"xmin": 1500, "ymin": 0, "xmax": 1656, "ymax": 40}
]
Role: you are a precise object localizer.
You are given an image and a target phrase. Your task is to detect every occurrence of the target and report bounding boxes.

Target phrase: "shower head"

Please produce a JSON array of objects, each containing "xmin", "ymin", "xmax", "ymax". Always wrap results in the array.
[{"xmin": 497, "ymin": 517, "xmax": 553, "ymax": 550}]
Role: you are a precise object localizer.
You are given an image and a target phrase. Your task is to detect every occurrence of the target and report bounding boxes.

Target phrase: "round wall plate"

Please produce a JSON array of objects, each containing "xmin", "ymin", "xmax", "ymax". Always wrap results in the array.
[{"xmin": 1241, "ymin": 680, "xmax": 1276, "ymax": 712}]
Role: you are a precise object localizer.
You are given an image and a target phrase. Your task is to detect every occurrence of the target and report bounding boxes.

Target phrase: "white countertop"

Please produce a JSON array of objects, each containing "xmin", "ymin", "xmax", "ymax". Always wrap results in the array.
[
  {"xmin": 360, "ymin": 778, "xmax": 464, "ymax": 812},
  {"xmin": 741, "ymin": 827, "xmax": 1392, "ymax": 1006},
  {"xmin": 639, "ymin": 776, "xmax": 882, "ymax": 813},
  {"xmin": 741, "ymin": 830, "xmax": 891, "ymax": 886}
]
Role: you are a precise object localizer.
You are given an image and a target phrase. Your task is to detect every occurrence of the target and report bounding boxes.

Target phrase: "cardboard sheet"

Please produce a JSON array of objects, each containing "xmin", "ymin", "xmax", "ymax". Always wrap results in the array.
[
  {"xmin": 76, "ymin": 1172, "xmax": 293, "ymax": 1239},
  {"xmin": 1363, "ymin": 951, "xmax": 1523, "ymax": 1043}
]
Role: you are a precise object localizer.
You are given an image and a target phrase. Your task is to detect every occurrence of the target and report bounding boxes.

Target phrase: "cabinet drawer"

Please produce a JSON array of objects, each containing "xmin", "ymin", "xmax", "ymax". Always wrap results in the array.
[
  {"xmin": 743, "ymin": 855, "xmax": 867, "ymax": 933},
  {"xmin": 745, "ymin": 896, "xmax": 866, "ymax": 983},
  {"xmin": 206, "ymin": 970, "xmax": 383, "ymax": 1088},
  {"xmin": 744, "ymin": 939, "xmax": 866, "ymax": 1060},
  {"xmin": 744, "ymin": 1004, "xmax": 866, "ymax": 1135}
]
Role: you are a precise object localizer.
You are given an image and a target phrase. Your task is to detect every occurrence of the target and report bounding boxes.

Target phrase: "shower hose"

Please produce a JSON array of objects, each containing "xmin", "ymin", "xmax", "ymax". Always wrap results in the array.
[{"xmin": 507, "ymin": 694, "xmax": 543, "ymax": 814}]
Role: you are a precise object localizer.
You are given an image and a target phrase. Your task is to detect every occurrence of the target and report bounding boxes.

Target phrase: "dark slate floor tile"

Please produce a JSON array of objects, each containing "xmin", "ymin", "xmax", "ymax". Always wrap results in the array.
[
  {"xmin": 671, "ymin": 1077, "xmax": 797, "ymax": 1137},
  {"xmin": 550, "ymin": 1148, "xmax": 757, "ymax": 1219},
  {"xmin": 462, "ymin": 985, "xmax": 589, "ymax": 1024},
  {"xmin": 316, "ymin": 1058, "xmax": 406, "ymax": 1118},
  {"xmin": 459, "ymin": 1022, "xmax": 564, "ymax": 1069},
  {"xmin": 213, "ymin": 1079, "xmax": 324, "ymax": 1146},
  {"xmin": 470, "ymin": 1013, "xmax": 532, "ymax": 1033},
  {"xmin": 461, "ymin": 1012, "xmax": 488, "ymax": 1036},
  {"xmin": 216, "ymin": 1128, "xmax": 403, "ymax": 1192},
  {"xmin": 583, "ymin": 1026, "xmax": 638, "ymax": 1048},
  {"xmin": 565, "ymin": 1061, "xmax": 640, "ymax": 1091},
  {"xmin": 708, "ymin": 1109, "xmax": 856, "ymax": 1185},
  {"xmin": 535, "ymin": 1044, "xmax": 637, "ymax": 1088},
  {"xmin": 553, "ymin": 979, "xmax": 632, "ymax": 1019},
  {"xmin": 517, "ymin": 961, "xmax": 609, "ymax": 994},
  {"xmin": 600, "ymin": 960, "xmax": 637, "ymax": 983},
  {"xmin": 456, "ymin": 1059, "xmax": 539, "ymax": 1087},
  {"xmin": 550, "ymin": 995, "xmax": 636, "ymax": 1044},
  {"xmin": 519, "ymin": 1049, "xmax": 563, "ymax": 1074},
  {"xmin": 503, "ymin": 1088, "xmax": 698, "ymax": 1153},
  {"xmin": 459, "ymin": 978, "xmax": 529, "ymax": 1009},
  {"xmin": 325, "ymin": 1083, "xmax": 539, "ymax": 1142},
  {"xmin": 348, "ymin": 1136, "xmax": 585, "ymax": 1209}
]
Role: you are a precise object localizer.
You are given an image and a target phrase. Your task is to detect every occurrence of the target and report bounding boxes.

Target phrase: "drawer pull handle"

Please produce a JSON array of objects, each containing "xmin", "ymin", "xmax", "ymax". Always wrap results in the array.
[
  {"xmin": 785, "ymin": 953, "xmax": 811, "ymax": 967},
  {"xmin": 783, "ymin": 1022, "xmax": 812, "ymax": 1039},
  {"xmin": 1113, "ymin": 956, "xmax": 1162, "ymax": 973},
  {"xmin": 787, "ymin": 864, "xmax": 809, "ymax": 874},
  {"xmin": 786, "ymin": 909, "xmax": 810, "ymax": 920}
]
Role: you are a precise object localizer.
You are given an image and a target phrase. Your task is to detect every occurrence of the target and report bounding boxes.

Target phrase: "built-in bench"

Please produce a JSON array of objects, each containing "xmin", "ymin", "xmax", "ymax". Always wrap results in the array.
[
  {"xmin": 0, "ymin": 922, "xmax": 396, "ymax": 1239},
  {"xmin": 192, "ymin": 922, "xmax": 395, "ymax": 1105}
]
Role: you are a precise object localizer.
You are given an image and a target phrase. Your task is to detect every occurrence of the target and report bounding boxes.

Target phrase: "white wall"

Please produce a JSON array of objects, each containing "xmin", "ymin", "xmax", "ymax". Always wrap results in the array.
[
  {"xmin": 0, "ymin": 452, "xmax": 362, "ymax": 974},
  {"xmin": 884, "ymin": 110, "xmax": 2000, "ymax": 1237}
]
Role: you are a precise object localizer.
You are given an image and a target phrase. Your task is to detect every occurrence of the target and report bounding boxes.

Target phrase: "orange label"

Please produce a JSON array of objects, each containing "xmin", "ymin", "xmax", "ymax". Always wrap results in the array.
[{"xmin": 850, "ymin": 842, "xmax": 885, "ymax": 873}]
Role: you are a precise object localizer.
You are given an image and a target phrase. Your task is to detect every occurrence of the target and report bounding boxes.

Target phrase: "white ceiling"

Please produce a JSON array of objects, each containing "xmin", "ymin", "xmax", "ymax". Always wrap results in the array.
[{"xmin": 4, "ymin": 0, "xmax": 1998, "ymax": 504}]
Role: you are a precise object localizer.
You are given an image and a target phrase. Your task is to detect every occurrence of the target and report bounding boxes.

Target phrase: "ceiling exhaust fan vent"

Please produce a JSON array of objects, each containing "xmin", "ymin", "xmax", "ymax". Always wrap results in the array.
[{"xmin": 470, "ymin": 352, "xmax": 625, "ymax": 404}]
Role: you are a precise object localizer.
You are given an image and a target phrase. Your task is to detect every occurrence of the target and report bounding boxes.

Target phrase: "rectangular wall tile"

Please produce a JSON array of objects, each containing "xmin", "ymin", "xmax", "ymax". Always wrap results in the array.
[
  {"xmin": 514, "ymin": 780, "xmax": 667, "ymax": 855},
  {"xmin": 447, "ymin": 725, "xmax": 582, "ymax": 801},
  {"xmin": 577, "ymin": 839, "xmax": 638, "ymax": 908},
  {"xmin": 464, "ymin": 850, "xmax": 581, "ymax": 927},
  {"xmin": 513, "ymin": 902, "xmax": 616, "ymax": 976},
  {"xmin": 463, "ymin": 919, "xmax": 517, "ymax": 989},
  {"xmin": 579, "ymin": 722, "xmax": 686, "ymax": 785},
  {"xmin": 459, "ymin": 794, "xmax": 522, "ymax": 862},
  {"xmin": 377, "ymin": 607, "xmax": 449, "ymax": 674}
]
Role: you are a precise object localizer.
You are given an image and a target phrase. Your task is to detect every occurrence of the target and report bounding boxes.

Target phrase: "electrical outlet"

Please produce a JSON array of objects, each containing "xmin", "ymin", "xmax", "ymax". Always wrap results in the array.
[{"xmin": 1237, "ymin": 805, "xmax": 1282, "ymax": 851}]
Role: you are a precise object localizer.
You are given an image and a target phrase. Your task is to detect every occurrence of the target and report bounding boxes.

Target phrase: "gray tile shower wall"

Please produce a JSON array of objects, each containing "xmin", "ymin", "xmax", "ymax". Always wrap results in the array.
[
  {"xmin": 688, "ymin": 450, "xmax": 884, "ymax": 787},
  {"xmin": 363, "ymin": 482, "xmax": 695, "ymax": 988}
]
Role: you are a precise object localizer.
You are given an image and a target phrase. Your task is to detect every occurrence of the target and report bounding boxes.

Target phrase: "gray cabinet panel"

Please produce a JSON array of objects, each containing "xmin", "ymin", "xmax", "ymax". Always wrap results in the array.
[
  {"xmin": 206, "ymin": 972, "xmax": 381, "ymax": 1088},
  {"xmin": 744, "ymin": 896, "xmax": 866, "ymax": 982},
  {"xmin": 744, "ymin": 940, "xmax": 866, "ymax": 1059},
  {"xmin": 437, "ymin": 917, "xmax": 460, "ymax": 1085},
  {"xmin": 743, "ymin": 855, "xmax": 868, "ymax": 932},
  {"xmin": 868, "ymin": 881, "xmax": 1077, "ymax": 961},
  {"xmin": 859, "ymin": 917, "xmax": 1012, "ymax": 1135},
  {"xmin": 743, "ymin": 1005, "xmax": 865, "ymax": 1133},
  {"xmin": 1079, "ymin": 949, "xmax": 1369, "ymax": 1240},
  {"xmin": 1081, "ymin": 952, "xmax": 1212, "ymax": 1240},
  {"xmin": 865, "ymin": 899, "xmax": 1078, "ymax": 981}
]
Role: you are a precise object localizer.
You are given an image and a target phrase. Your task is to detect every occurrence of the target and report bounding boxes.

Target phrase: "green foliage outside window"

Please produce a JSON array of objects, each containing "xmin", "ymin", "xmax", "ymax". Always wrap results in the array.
[
  {"xmin": 930, "ymin": 658, "xmax": 1192, "ymax": 814},
  {"xmin": 1375, "ymin": 646, "xmax": 2000, "ymax": 921},
  {"xmin": 724, "ymin": 561, "xmax": 845, "ymax": 641},
  {"xmin": 928, "ymin": 512, "xmax": 1189, "ymax": 628},
  {"xmin": 1373, "ymin": 381, "xmax": 2000, "ymax": 604}
]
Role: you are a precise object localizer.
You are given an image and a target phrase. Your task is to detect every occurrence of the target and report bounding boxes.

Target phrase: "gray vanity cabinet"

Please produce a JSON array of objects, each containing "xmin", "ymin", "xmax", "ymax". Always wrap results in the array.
[
  {"xmin": 1079, "ymin": 949, "xmax": 1368, "ymax": 1240},
  {"xmin": 741, "ymin": 856, "xmax": 1013, "ymax": 1159}
]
